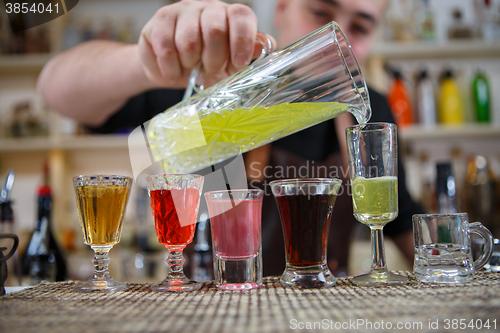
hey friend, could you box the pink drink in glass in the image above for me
[205,189,263,290]
[210,199,262,259]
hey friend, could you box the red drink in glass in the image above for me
[149,188,200,248]
[147,174,204,292]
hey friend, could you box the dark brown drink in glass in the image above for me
[275,194,336,267]
[270,178,342,289]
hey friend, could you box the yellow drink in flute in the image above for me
[351,176,398,225]
[148,102,358,174]
[75,185,131,246]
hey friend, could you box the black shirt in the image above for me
[89,87,422,276]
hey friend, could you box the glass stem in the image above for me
[91,245,113,280]
[370,227,388,272]
[167,248,186,280]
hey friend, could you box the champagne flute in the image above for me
[73,175,132,292]
[147,174,204,292]
[346,123,408,286]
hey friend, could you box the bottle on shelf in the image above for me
[10,13,25,54]
[447,8,474,40]
[478,0,500,42]
[438,69,464,125]
[0,170,22,286]
[118,17,135,44]
[415,68,436,126]
[436,162,460,214]
[63,15,82,50]
[384,0,417,42]
[386,65,414,127]
[415,0,436,41]
[417,151,434,213]
[191,212,213,282]
[472,69,491,123]
[21,164,67,284]
[450,147,467,210]
[466,155,497,237]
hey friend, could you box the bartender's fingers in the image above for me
[175,4,203,72]
[200,4,230,75]
[139,7,182,86]
[226,4,258,74]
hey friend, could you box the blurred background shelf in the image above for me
[400,123,500,141]
[0,54,54,74]
[0,135,129,152]
[369,41,500,59]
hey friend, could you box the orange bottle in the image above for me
[387,69,414,127]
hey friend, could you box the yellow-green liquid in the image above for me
[351,176,398,225]
[148,102,355,173]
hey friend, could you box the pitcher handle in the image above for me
[469,222,494,271]
[0,234,19,262]
[183,31,273,100]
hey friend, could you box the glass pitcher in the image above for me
[132,22,371,176]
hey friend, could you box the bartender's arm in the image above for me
[37,0,272,126]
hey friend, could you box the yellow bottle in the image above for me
[438,69,464,124]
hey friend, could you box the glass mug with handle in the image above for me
[413,213,493,283]
[136,22,371,177]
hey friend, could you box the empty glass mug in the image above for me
[131,22,371,177]
[413,213,494,283]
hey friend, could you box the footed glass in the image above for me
[346,123,409,286]
[147,174,204,292]
[73,175,132,293]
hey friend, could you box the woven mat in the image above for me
[1,272,499,333]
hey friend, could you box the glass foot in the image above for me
[74,278,127,293]
[351,270,409,287]
[151,276,202,292]
[280,264,336,288]
[217,282,260,290]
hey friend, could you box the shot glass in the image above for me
[205,189,263,290]
[270,178,342,288]
[413,213,494,283]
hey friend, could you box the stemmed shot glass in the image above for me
[346,123,408,286]
[73,175,132,292]
[147,174,204,292]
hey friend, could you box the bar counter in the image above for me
[1,272,499,333]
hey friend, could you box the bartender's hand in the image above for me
[139,0,275,88]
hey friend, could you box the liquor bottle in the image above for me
[466,155,497,237]
[21,169,67,283]
[436,162,460,214]
[415,0,436,41]
[191,213,213,282]
[0,170,22,286]
[472,70,491,123]
[447,9,474,39]
[438,69,464,124]
[450,147,467,210]
[387,66,414,127]
[417,151,434,213]
[415,69,436,126]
